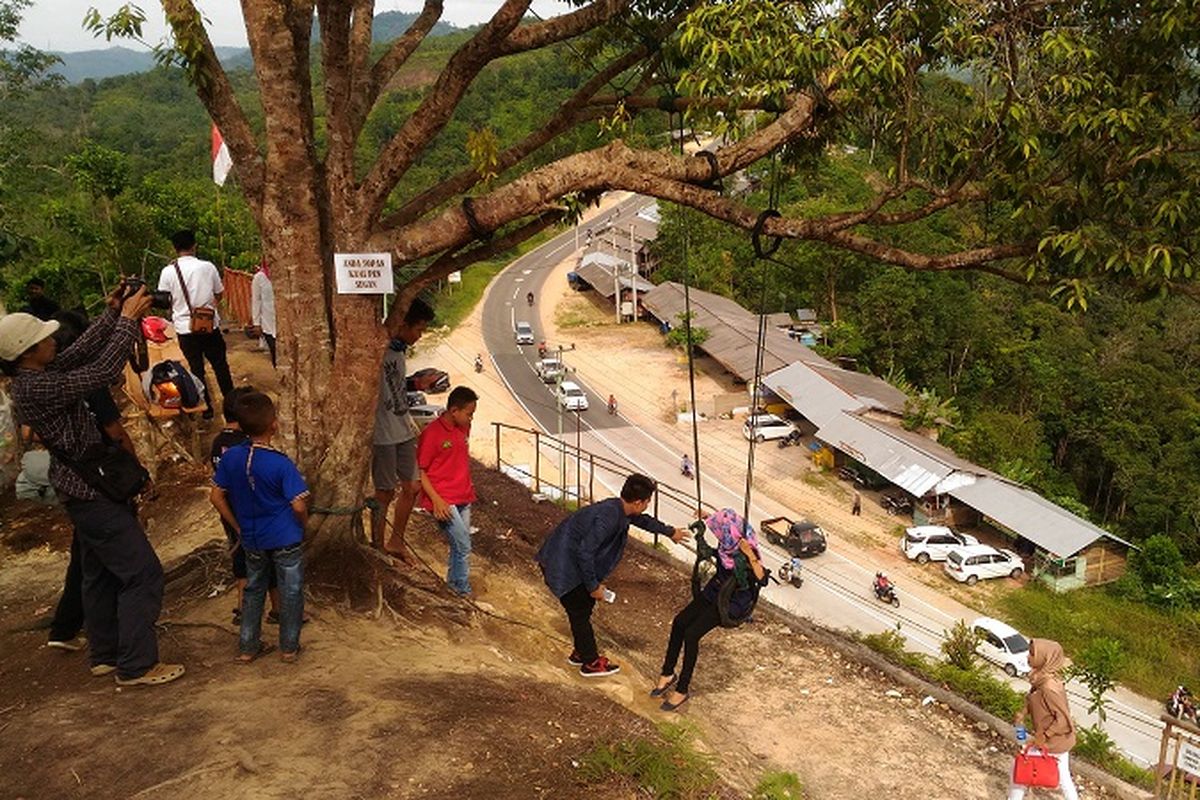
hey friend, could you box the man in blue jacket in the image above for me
[537,473,686,677]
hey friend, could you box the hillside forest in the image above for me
[2,10,1199,572]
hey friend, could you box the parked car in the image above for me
[515,321,535,344]
[742,413,797,442]
[407,367,450,394]
[880,490,913,516]
[761,516,827,557]
[557,380,589,411]
[901,525,979,564]
[944,545,1025,585]
[972,617,1031,677]
[535,358,564,383]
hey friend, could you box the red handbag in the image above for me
[1012,747,1060,788]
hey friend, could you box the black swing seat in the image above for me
[691,529,761,628]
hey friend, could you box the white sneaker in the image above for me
[48,636,87,652]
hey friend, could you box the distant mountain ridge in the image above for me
[48,12,460,84]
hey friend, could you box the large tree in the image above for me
[92,0,1199,545]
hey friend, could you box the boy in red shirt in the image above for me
[417,386,478,596]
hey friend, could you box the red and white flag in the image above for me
[211,124,232,186]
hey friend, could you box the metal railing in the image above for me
[1156,714,1200,798]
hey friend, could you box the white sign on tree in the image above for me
[334,253,394,294]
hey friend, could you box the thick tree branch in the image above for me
[351,0,444,139]
[498,0,632,56]
[819,230,1037,274]
[387,211,564,329]
[317,1,356,196]
[379,41,656,230]
[357,0,530,222]
[161,0,264,214]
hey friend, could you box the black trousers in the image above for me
[48,532,84,642]
[64,497,164,679]
[178,330,234,412]
[660,596,722,694]
[559,583,598,664]
[263,333,276,368]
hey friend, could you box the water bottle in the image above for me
[603,588,617,604]
[1015,724,1027,743]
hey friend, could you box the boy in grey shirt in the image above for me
[371,298,435,561]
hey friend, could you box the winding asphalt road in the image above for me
[479,195,1167,769]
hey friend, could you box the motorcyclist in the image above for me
[680,453,693,478]
[790,555,803,575]
[874,571,892,597]
[473,353,483,373]
[526,291,534,306]
[607,394,618,415]
[537,340,547,359]
[1170,685,1195,719]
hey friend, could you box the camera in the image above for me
[120,277,173,311]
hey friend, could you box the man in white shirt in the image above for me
[158,229,234,419]
[251,262,276,367]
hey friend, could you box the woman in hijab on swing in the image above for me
[653,508,766,712]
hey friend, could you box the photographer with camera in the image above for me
[157,229,233,420]
[0,284,184,687]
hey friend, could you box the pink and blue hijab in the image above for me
[707,508,760,569]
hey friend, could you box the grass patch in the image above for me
[751,771,805,799]
[431,229,558,330]
[555,294,614,329]
[579,721,719,799]
[858,628,1024,720]
[1074,726,1156,790]
[996,581,1200,699]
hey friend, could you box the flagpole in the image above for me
[215,185,226,268]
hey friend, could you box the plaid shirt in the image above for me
[11,309,138,501]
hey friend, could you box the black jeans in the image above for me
[48,532,84,642]
[660,596,722,694]
[263,333,276,368]
[64,497,164,679]
[559,583,598,664]
[178,330,234,412]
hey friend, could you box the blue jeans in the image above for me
[439,505,472,594]
[241,543,304,655]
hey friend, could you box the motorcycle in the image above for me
[873,581,900,607]
[607,397,618,415]
[777,562,803,588]
[1167,686,1197,722]
[681,458,694,479]
[473,355,484,373]
[777,430,803,449]
[527,292,535,307]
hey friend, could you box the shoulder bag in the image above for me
[1012,747,1060,788]
[172,259,216,334]
[49,440,148,503]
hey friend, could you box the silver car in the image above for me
[515,321,535,344]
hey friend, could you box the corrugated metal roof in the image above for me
[641,282,830,381]
[816,412,955,496]
[809,364,909,416]
[949,477,1122,558]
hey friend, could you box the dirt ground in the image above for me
[0,200,1102,799]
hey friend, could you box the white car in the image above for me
[901,525,980,564]
[972,617,1031,677]
[535,358,564,383]
[944,544,1025,585]
[515,321,535,344]
[557,380,589,411]
[742,413,797,442]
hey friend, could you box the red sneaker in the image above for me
[580,656,620,678]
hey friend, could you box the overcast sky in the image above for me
[17,1,567,51]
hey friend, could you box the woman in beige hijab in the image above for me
[1009,638,1078,799]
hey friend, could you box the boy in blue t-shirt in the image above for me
[210,392,309,663]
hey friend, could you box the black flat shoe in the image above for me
[650,674,677,698]
[660,693,689,712]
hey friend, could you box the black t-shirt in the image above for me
[210,428,249,472]
[23,296,60,321]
